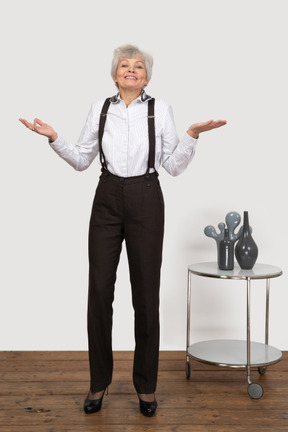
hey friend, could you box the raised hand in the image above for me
[187,119,227,139]
[19,118,58,142]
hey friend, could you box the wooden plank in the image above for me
[1,379,288,397]
[2,358,287,373]
[1,369,287,384]
[0,351,90,361]
[1,407,288,426]
[1,427,288,432]
[1,350,287,362]
[1,393,288,410]
[0,351,186,361]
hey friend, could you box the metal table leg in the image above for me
[258,278,271,376]
[246,277,252,384]
[247,276,264,399]
[265,278,270,345]
[186,269,191,378]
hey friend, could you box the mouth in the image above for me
[124,75,137,80]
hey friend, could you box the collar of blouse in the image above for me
[110,89,152,104]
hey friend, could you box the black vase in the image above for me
[235,211,258,270]
[218,228,234,270]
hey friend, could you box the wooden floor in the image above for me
[1,350,288,432]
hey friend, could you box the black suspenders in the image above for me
[98,97,111,171]
[147,98,156,174]
[98,97,156,175]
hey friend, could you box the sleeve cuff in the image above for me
[181,132,198,151]
[48,134,63,148]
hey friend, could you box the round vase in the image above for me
[235,211,258,270]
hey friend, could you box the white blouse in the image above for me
[49,91,198,177]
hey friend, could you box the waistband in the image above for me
[100,169,159,185]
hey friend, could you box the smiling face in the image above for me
[113,57,149,94]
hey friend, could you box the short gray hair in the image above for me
[111,44,153,83]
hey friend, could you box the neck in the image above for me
[119,88,142,106]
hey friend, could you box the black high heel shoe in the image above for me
[138,394,158,417]
[83,389,107,414]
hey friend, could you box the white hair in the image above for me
[111,44,153,84]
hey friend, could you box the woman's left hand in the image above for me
[187,120,227,139]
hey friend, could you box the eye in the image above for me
[121,64,128,68]
[136,65,143,69]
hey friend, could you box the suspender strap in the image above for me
[147,98,156,174]
[99,96,157,175]
[98,97,111,170]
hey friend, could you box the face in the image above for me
[114,57,148,93]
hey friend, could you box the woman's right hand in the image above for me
[19,118,58,142]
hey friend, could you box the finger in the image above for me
[19,118,28,127]
[19,118,29,127]
[212,120,227,128]
[201,120,214,126]
[19,118,35,130]
[214,120,227,125]
[33,119,41,131]
[34,118,44,127]
[33,118,44,133]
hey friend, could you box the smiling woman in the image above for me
[111,45,153,107]
[19,43,226,419]
[111,44,153,82]
[114,58,148,95]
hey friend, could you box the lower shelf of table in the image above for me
[187,339,282,368]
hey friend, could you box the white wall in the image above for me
[1,0,287,351]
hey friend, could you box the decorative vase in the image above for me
[235,211,258,270]
[218,228,234,270]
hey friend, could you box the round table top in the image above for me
[188,339,282,367]
[188,262,283,280]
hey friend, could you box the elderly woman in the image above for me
[20,44,226,417]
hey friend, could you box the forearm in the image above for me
[48,103,100,171]
[162,133,198,176]
[49,135,97,171]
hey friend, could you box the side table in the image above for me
[186,262,283,399]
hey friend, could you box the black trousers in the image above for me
[87,170,165,394]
